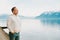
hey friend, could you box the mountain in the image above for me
[0,14,9,19]
[35,11,60,19]
[0,14,25,20]
[0,14,34,20]
[35,11,60,24]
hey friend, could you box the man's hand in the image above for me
[14,28,20,32]
[11,31,15,34]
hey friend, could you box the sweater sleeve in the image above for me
[7,16,14,33]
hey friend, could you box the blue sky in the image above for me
[0,0,60,17]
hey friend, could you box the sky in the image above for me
[0,0,60,17]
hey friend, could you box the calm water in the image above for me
[0,19,60,40]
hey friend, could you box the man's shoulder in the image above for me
[8,14,13,18]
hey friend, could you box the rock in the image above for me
[0,27,9,40]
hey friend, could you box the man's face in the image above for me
[13,8,18,15]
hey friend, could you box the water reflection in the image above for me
[21,19,60,40]
[40,19,60,25]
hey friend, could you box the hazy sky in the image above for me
[0,0,60,17]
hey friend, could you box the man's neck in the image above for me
[13,14,18,16]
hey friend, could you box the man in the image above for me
[7,7,21,40]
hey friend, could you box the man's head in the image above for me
[11,7,18,15]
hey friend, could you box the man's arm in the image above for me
[7,16,15,34]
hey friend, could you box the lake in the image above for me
[0,19,60,40]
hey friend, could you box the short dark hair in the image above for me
[11,7,16,12]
